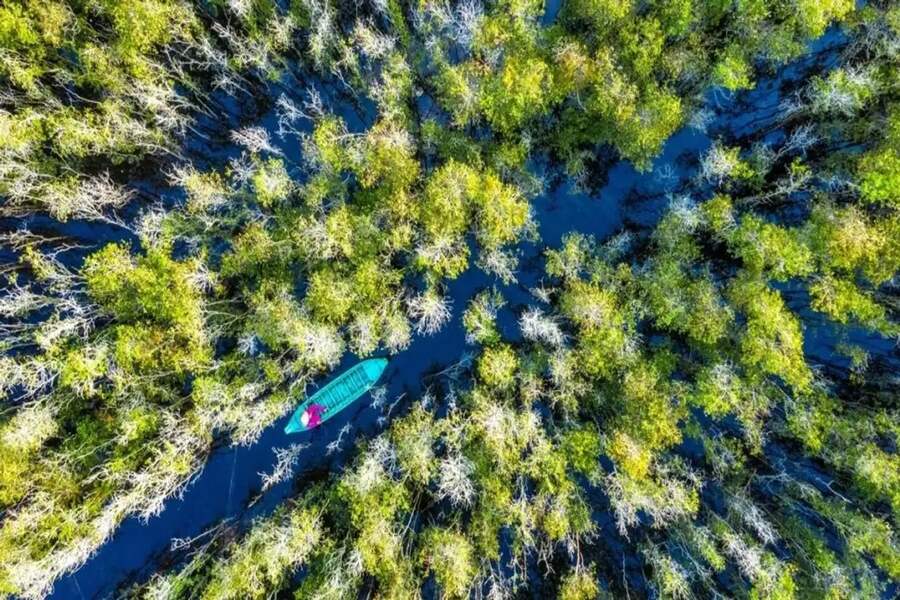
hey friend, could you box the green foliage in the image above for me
[620,85,685,170]
[0,0,204,221]
[84,245,200,332]
[0,444,31,506]
[651,0,694,38]
[727,215,814,281]
[305,268,356,324]
[729,275,812,392]
[58,345,109,397]
[712,45,755,90]
[804,203,900,285]
[794,0,854,38]
[641,257,733,346]
[476,344,518,389]
[559,279,631,377]
[420,161,530,253]
[560,426,601,479]
[858,148,900,207]
[390,405,437,485]
[252,158,292,207]
[563,0,633,27]
[558,566,603,600]
[418,527,476,599]
[809,275,892,332]
[83,244,209,376]
[463,289,504,345]
[480,54,554,134]
[167,506,322,600]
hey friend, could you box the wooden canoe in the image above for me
[284,358,388,434]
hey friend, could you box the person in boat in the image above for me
[300,403,327,429]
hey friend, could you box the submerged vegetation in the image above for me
[0,0,898,598]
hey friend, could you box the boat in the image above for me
[284,357,389,434]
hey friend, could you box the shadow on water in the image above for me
[40,24,899,600]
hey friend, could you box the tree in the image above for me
[480,53,554,134]
[418,528,477,599]
[476,344,518,389]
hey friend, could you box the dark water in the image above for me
[32,25,898,600]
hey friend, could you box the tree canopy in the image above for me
[1,0,898,599]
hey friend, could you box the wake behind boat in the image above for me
[284,358,389,434]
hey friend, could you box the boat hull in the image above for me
[284,358,389,434]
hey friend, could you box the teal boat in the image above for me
[285,358,388,434]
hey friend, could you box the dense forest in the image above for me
[0,0,898,598]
